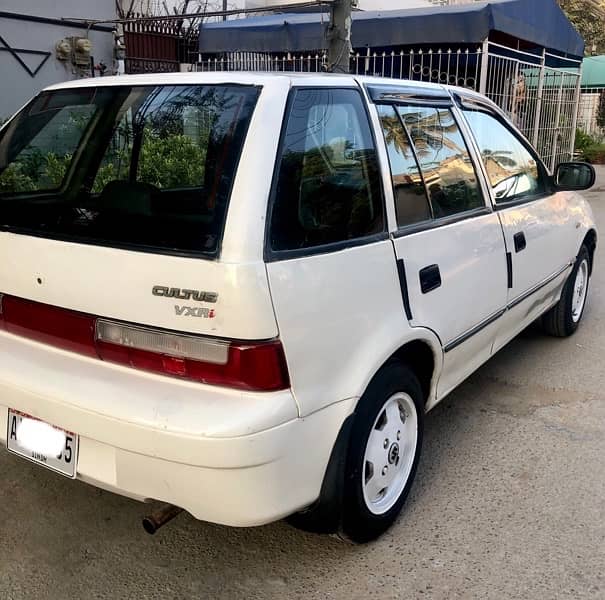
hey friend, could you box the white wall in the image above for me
[0,2,115,119]
[1,0,115,21]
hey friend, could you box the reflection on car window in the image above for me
[0,85,260,255]
[270,88,384,252]
[0,92,98,193]
[396,106,482,219]
[377,105,431,227]
[463,110,544,203]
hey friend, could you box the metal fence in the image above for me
[480,43,582,170]
[577,87,605,140]
[123,17,197,75]
[196,41,582,167]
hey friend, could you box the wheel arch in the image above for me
[583,229,597,275]
[389,339,439,407]
[288,333,442,535]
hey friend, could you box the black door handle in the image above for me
[419,264,441,294]
[514,232,526,252]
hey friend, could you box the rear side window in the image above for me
[0,84,260,255]
[396,106,482,219]
[463,109,545,203]
[269,88,384,253]
[377,105,431,227]
[377,103,483,227]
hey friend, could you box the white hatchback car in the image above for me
[0,73,597,542]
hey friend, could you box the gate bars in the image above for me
[196,41,582,167]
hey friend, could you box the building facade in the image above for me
[0,1,116,120]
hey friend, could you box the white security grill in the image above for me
[196,41,582,165]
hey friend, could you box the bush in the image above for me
[597,90,605,130]
[0,150,72,193]
[0,163,35,193]
[582,143,605,164]
[1,130,206,194]
[137,132,205,189]
[575,129,597,153]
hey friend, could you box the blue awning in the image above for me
[199,0,584,59]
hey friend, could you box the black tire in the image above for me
[288,361,424,543]
[340,361,424,543]
[542,245,591,337]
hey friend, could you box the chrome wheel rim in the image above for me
[362,392,418,515]
[571,259,589,323]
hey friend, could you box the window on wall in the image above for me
[269,88,384,253]
[463,109,545,203]
[396,105,483,219]
[377,104,432,227]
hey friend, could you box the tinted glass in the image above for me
[397,106,482,218]
[463,109,545,203]
[270,88,384,252]
[0,91,99,193]
[377,105,431,227]
[0,85,260,255]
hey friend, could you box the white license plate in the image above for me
[7,409,78,478]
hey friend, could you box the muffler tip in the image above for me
[142,516,159,535]
[142,503,183,535]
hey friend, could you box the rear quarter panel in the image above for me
[266,241,443,417]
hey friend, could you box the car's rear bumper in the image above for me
[0,331,354,526]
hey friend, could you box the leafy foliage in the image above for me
[138,131,205,189]
[0,150,72,193]
[597,90,605,129]
[0,130,206,195]
[575,129,597,153]
[44,153,72,187]
[0,163,36,193]
[558,0,605,55]
[582,143,605,163]
[575,129,605,163]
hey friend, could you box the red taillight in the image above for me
[0,294,290,392]
[0,295,97,357]
[95,338,289,391]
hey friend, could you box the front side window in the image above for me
[0,84,260,255]
[396,106,483,219]
[269,88,384,252]
[463,109,545,203]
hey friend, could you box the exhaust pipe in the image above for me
[142,503,183,535]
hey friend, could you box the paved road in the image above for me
[1,170,604,600]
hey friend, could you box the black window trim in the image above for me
[366,84,453,107]
[391,205,492,239]
[264,85,388,263]
[454,93,554,209]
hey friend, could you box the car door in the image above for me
[460,105,578,351]
[371,89,508,398]
[264,86,407,417]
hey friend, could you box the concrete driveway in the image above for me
[1,170,604,600]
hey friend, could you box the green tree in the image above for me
[558,0,605,55]
[597,90,605,129]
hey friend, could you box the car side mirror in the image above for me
[553,162,595,191]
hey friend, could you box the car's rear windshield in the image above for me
[0,84,260,256]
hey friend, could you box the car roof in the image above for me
[44,71,499,112]
[45,71,447,92]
